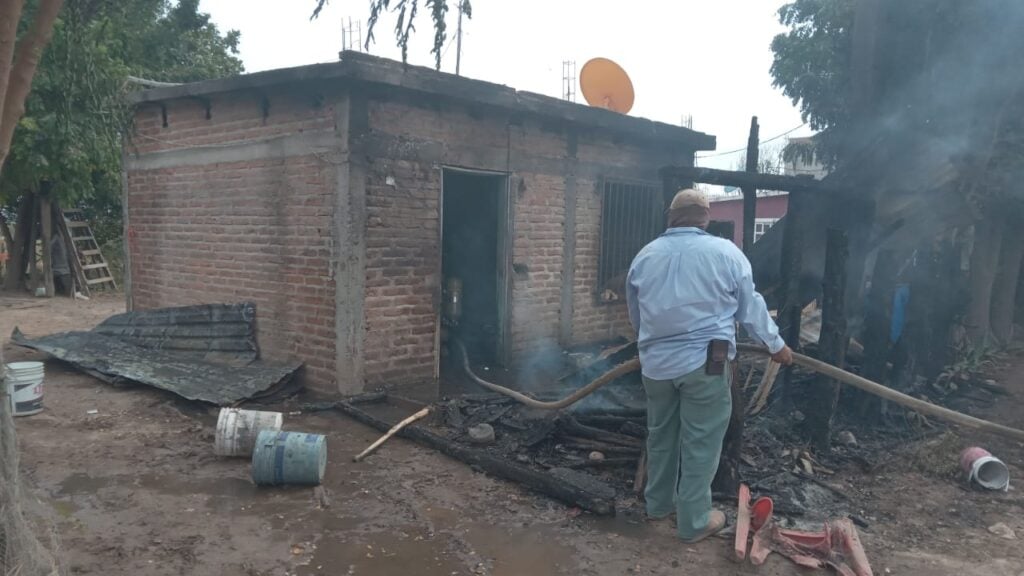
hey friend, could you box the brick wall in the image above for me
[127,91,339,392]
[362,158,440,386]
[362,97,689,385]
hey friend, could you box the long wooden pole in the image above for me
[352,407,430,462]
[458,342,1024,443]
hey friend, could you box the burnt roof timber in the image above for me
[659,165,845,194]
[129,51,715,151]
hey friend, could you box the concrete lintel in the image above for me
[125,131,338,171]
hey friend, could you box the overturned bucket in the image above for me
[215,408,283,457]
[251,430,327,486]
[960,446,1010,491]
[5,361,44,417]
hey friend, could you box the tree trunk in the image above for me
[39,195,53,297]
[0,0,64,169]
[3,192,32,291]
[0,1,25,119]
[806,229,848,452]
[967,219,1004,345]
[990,219,1024,346]
[26,193,40,290]
[0,210,13,249]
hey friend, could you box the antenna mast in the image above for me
[562,60,577,102]
[342,17,363,52]
[455,1,464,75]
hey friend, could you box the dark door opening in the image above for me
[440,169,508,369]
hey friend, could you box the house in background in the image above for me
[708,135,828,250]
[708,189,789,250]
[783,136,828,179]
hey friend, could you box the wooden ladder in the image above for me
[60,209,116,295]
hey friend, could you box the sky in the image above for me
[199,0,812,170]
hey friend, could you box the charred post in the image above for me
[332,401,617,515]
[805,228,848,452]
[742,116,760,254]
[778,190,806,402]
[860,249,898,416]
[712,360,744,495]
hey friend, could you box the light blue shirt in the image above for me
[626,227,786,380]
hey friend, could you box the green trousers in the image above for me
[643,363,731,540]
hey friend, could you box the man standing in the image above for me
[626,189,793,543]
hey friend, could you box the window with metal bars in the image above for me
[597,179,663,302]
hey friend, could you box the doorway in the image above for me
[440,168,509,369]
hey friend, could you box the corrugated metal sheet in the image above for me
[12,303,301,405]
[93,303,260,365]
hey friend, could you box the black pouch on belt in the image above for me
[706,340,729,375]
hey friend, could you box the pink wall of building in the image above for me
[709,193,789,249]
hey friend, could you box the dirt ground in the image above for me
[2,294,1024,576]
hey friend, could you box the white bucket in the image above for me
[5,361,44,417]
[215,408,283,457]
[970,455,1011,491]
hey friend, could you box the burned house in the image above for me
[124,52,715,395]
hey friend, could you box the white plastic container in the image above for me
[215,408,283,457]
[5,361,44,417]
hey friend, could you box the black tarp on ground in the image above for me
[12,303,301,405]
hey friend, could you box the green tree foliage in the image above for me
[1,0,242,214]
[769,0,853,167]
[312,0,469,69]
[770,0,1024,172]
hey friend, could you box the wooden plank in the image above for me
[82,263,110,271]
[659,165,838,194]
[66,221,89,228]
[86,277,116,286]
[80,249,100,256]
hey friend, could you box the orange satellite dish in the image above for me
[579,57,635,114]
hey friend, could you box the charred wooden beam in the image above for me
[805,229,848,451]
[742,116,760,253]
[333,401,617,515]
[859,250,898,417]
[659,166,840,195]
[559,417,643,448]
[712,360,744,495]
[779,190,807,402]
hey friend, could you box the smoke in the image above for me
[751,1,1024,309]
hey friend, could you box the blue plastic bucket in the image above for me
[251,430,327,486]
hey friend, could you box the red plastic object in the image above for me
[734,484,752,560]
[750,518,873,576]
[750,497,773,531]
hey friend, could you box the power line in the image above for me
[695,122,807,159]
